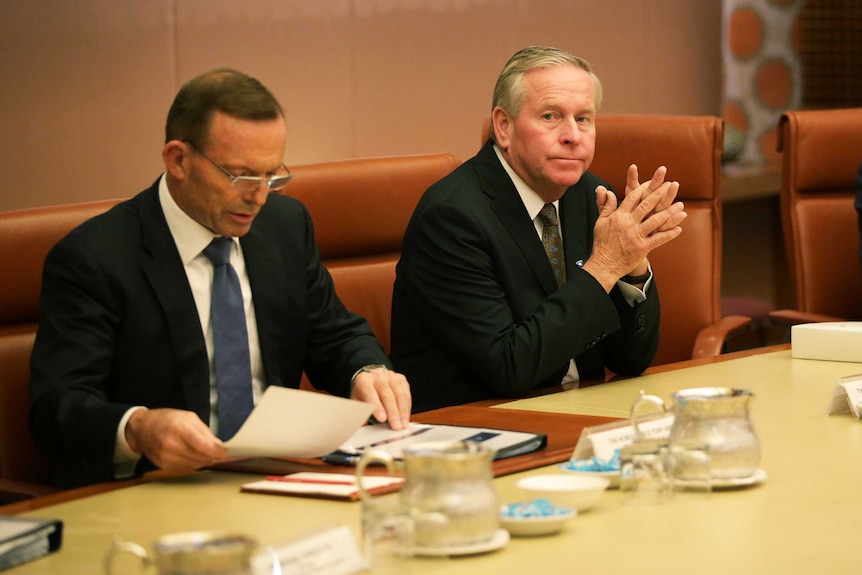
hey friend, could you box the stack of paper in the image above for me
[241,472,404,501]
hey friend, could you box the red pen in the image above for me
[265,475,356,486]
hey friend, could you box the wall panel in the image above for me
[0,0,721,210]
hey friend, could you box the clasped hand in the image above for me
[582,164,687,292]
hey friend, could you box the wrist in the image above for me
[350,364,389,391]
[124,407,148,454]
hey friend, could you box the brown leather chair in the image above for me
[0,199,121,502]
[284,153,461,354]
[481,114,750,366]
[769,108,862,327]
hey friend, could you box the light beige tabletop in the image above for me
[10,349,862,574]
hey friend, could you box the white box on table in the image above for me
[791,322,862,363]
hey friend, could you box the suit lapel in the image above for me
[477,143,561,295]
[135,186,211,421]
[240,216,287,390]
[559,180,594,273]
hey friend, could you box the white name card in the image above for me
[826,373,862,418]
[572,415,675,461]
[252,525,366,575]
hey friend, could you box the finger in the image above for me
[160,429,225,470]
[625,164,640,195]
[137,410,226,470]
[651,179,680,214]
[390,374,412,429]
[595,186,618,215]
[372,376,411,431]
[655,206,687,232]
[635,180,677,220]
[595,186,609,210]
[646,166,668,194]
[181,423,227,459]
[375,372,411,430]
[643,202,686,234]
[653,224,684,244]
[352,374,395,427]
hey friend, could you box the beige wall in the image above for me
[0,0,722,211]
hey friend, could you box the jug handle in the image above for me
[104,535,152,575]
[630,389,666,441]
[355,449,396,501]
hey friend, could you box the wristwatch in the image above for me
[357,364,388,374]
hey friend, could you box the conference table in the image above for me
[5,345,862,574]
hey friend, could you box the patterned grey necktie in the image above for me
[538,203,566,288]
[203,237,254,441]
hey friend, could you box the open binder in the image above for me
[327,420,547,461]
[219,404,620,483]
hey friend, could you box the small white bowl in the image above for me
[499,502,576,537]
[558,466,620,489]
[517,474,610,512]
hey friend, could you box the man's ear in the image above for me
[491,106,512,150]
[162,140,191,181]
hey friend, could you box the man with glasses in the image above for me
[29,69,411,488]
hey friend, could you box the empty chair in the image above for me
[769,108,862,328]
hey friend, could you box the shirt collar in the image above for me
[492,144,559,220]
[158,174,235,263]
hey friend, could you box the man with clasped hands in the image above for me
[29,69,411,488]
[391,46,687,412]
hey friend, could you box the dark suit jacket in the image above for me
[391,141,660,412]
[856,163,862,270]
[29,180,388,488]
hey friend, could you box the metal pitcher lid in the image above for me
[672,387,754,402]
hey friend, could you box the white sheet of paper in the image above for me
[225,387,374,458]
[250,525,366,575]
[825,373,862,417]
[337,422,434,454]
[573,415,675,461]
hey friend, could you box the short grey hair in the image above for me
[490,46,602,143]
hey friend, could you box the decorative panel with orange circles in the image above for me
[722,0,802,166]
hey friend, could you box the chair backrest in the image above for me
[481,114,725,365]
[0,199,121,489]
[0,329,51,485]
[591,115,724,365]
[777,108,862,319]
[283,153,462,353]
[0,199,123,327]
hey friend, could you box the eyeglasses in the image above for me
[184,140,293,193]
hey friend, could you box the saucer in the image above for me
[675,468,767,490]
[710,468,767,489]
[500,505,576,537]
[411,529,510,557]
[559,467,620,489]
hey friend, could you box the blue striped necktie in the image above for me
[203,237,254,441]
